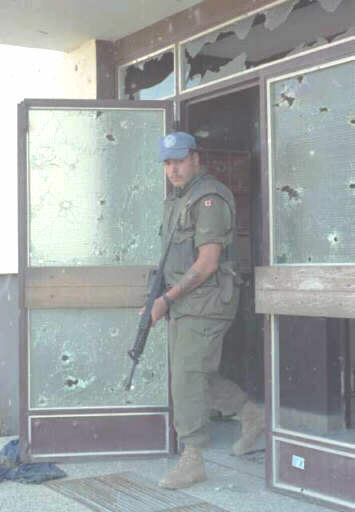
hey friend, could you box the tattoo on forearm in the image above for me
[177,268,203,294]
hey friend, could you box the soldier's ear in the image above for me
[191,150,200,167]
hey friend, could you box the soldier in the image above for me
[150,132,264,489]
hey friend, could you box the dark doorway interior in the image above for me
[185,86,264,407]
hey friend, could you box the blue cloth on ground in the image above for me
[0,439,66,484]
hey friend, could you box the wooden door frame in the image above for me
[18,99,175,462]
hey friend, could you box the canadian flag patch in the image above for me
[203,199,214,207]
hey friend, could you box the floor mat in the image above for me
[46,471,228,512]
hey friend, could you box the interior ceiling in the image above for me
[0,0,202,52]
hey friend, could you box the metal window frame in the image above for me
[178,0,355,95]
[272,436,355,510]
[28,412,170,458]
[271,315,355,451]
[258,42,355,510]
[266,55,355,267]
[18,98,175,461]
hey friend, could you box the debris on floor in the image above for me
[0,439,66,484]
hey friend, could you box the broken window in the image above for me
[30,309,168,408]
[269,59,355,264]
[181,0,354,91]
[29,108,164,266]
[119,47,175,100]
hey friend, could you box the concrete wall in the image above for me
[0,276,19,435]
[0,39,97,435]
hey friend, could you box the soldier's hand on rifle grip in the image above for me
[138,297,167,325]
[150,296,168,326]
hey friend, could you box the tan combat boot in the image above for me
[232,401,264,456]
[159,445,207,489]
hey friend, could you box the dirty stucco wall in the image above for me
[0,277,19,435]
[0,39,97,436]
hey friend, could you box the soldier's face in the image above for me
[164,152,200,188]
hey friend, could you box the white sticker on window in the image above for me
[292,454,305,470]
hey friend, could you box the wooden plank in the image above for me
[26,285,147,309]
[255,290,355,318]
[255,266,355,318]
[256,266,355,291]
[26,266,154,287]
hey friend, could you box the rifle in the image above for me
[125,227,176,391]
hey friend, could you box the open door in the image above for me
[256,45,355,509]
[18,99,173,462]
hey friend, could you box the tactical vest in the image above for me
[160,172,241,320]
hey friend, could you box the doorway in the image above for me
[183,86,265,456]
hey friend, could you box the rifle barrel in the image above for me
[125,360,138,391]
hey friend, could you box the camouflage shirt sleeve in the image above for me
[193,194,233,249]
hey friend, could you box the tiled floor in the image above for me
[0,423,329,512]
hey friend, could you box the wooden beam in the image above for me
[96,40,117,99]
[255,266,355,318]
[25,266,154,308]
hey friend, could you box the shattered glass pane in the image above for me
[119,49,175,100]
[264,0,298,31]
[29,109,164,266]
[181,0,353,91]
[30,309,168,408]
[277,315,355,446]
[270,60,355,264]
[318,0,343,13]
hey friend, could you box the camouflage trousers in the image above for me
[168,315,247,448]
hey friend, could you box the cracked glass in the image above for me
[181,0,354,91]
[30,309,168,408]
[29,108,164,266]
[119,48,175,100]
[269,59,355,264]
[28,106,168,410]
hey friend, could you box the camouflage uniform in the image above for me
[161,170,247,448]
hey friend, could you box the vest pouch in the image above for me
[218,262,241,304]
[170,228,195,274]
